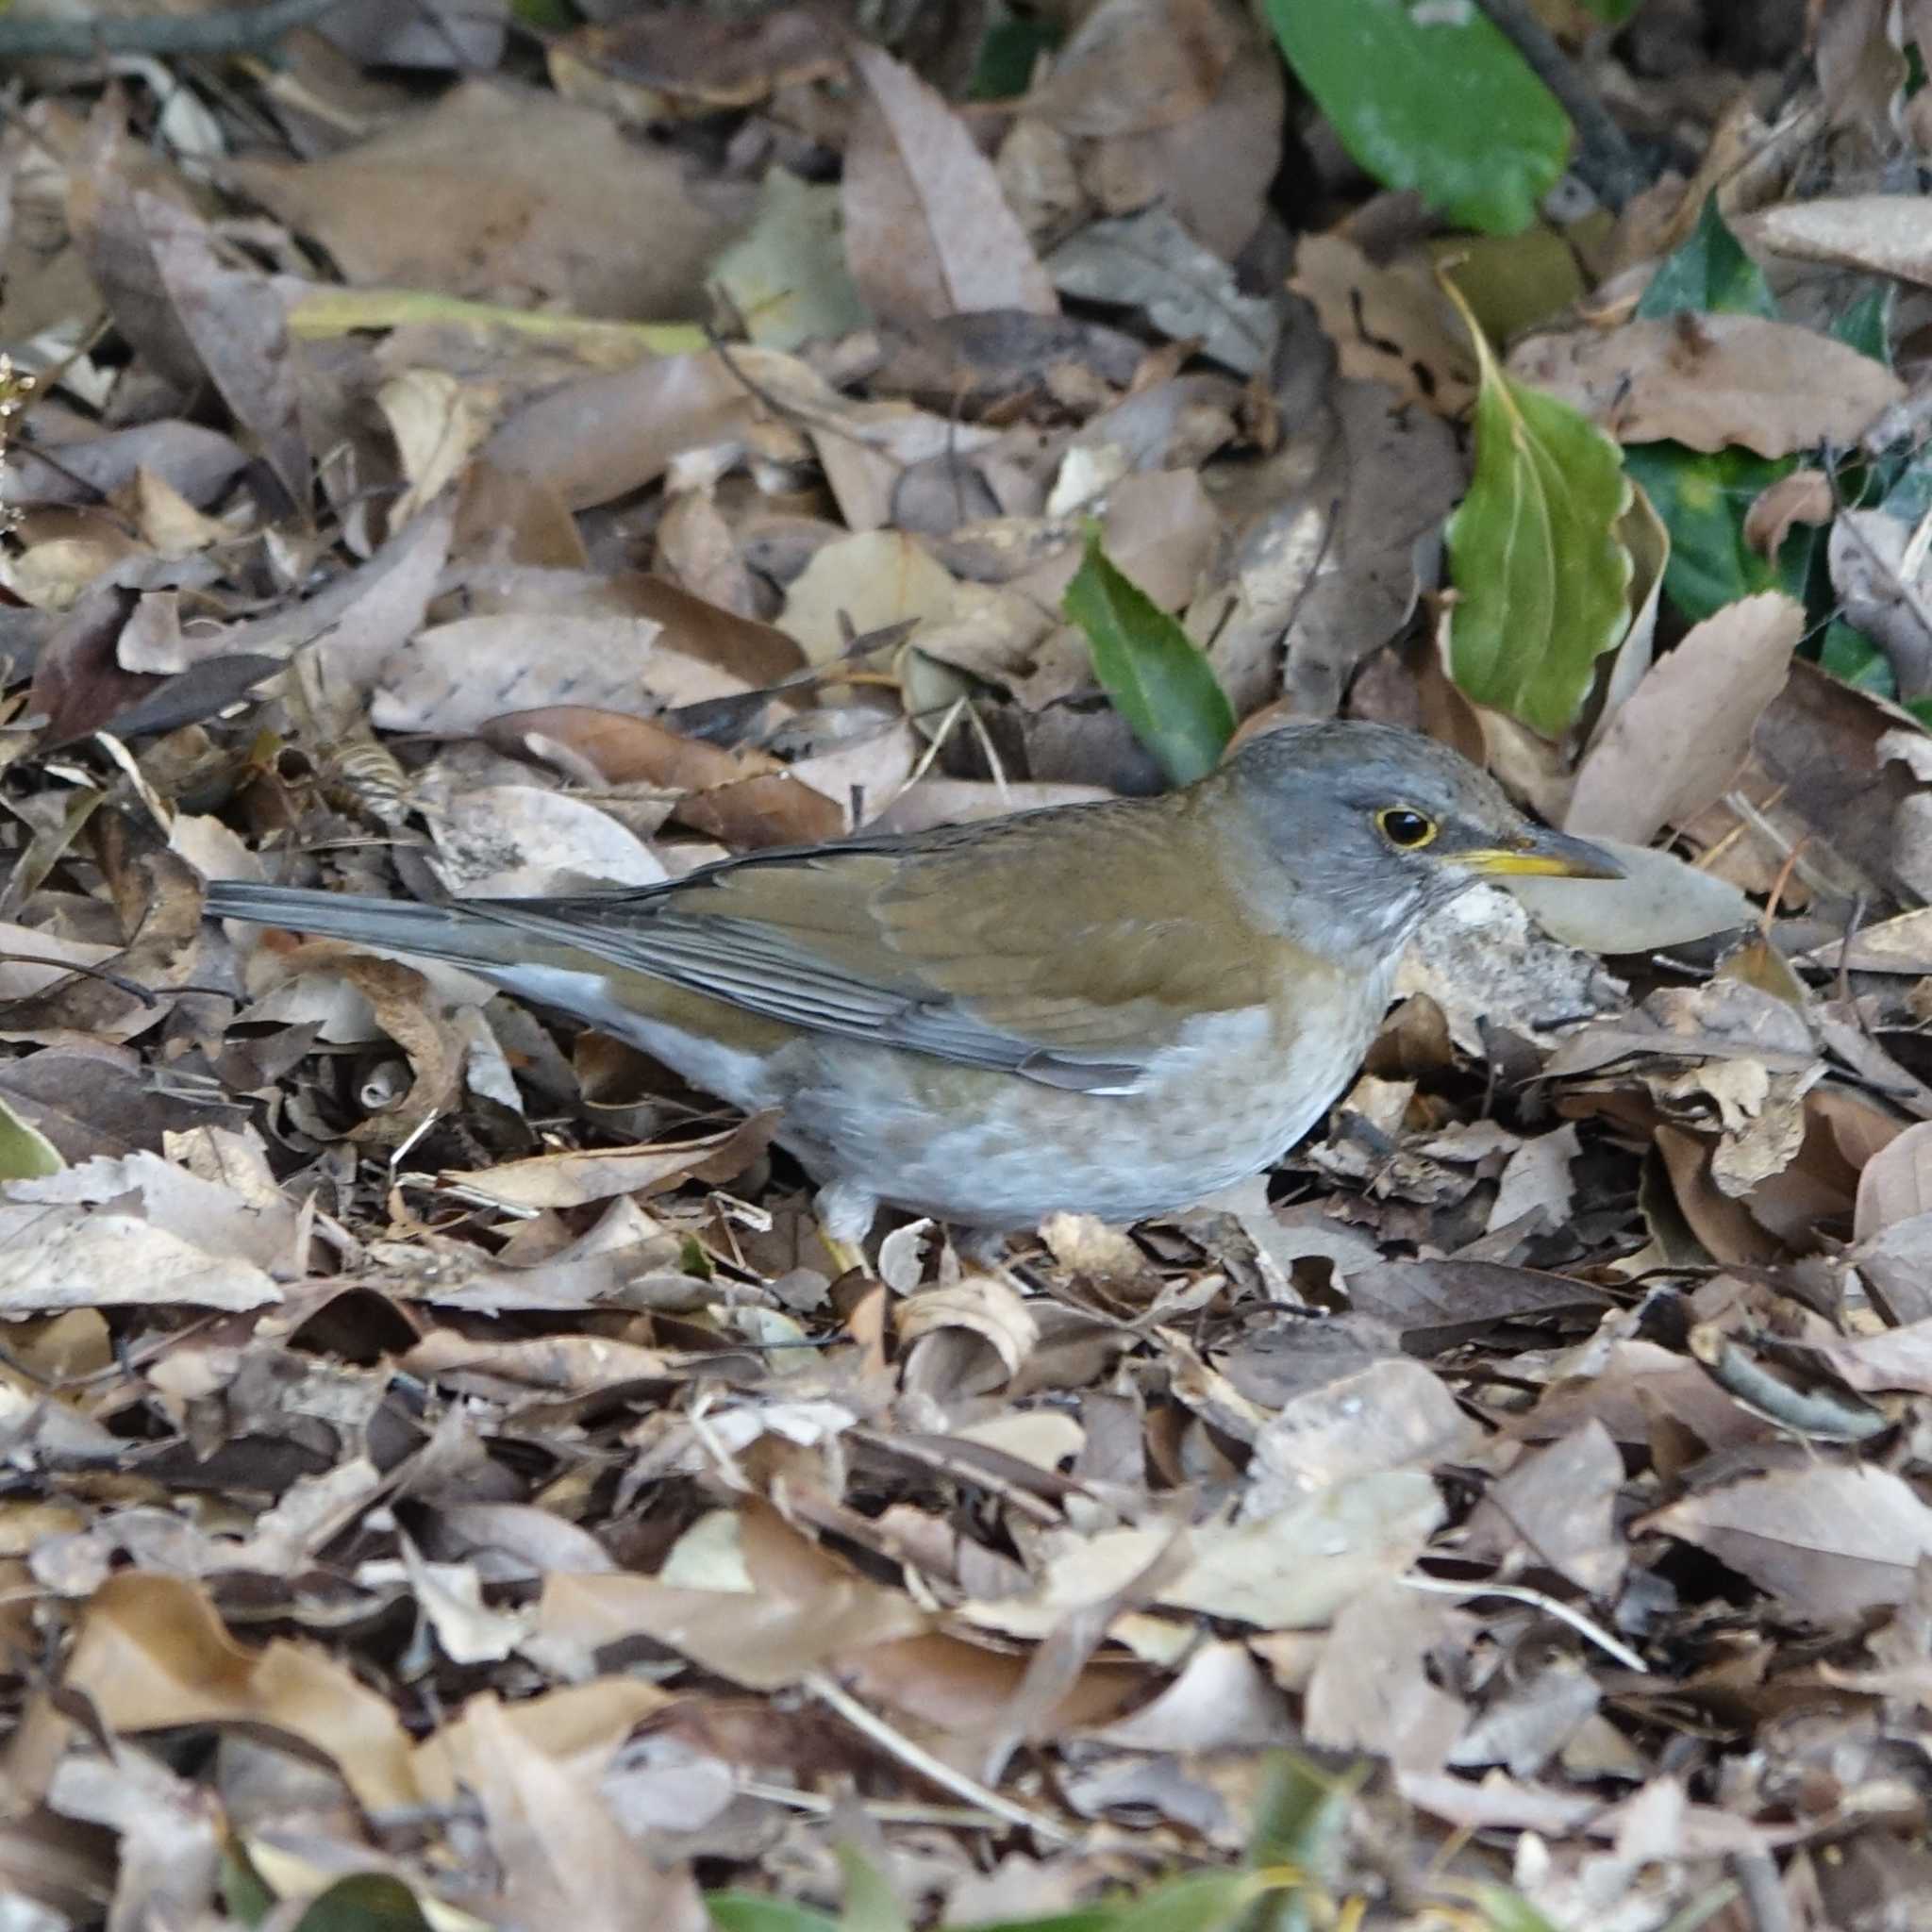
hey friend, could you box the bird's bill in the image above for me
[1457,827,1624,880]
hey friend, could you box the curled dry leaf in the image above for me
[63,1574,419,1812]
[897,1276,1041,1385]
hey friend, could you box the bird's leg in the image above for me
[814,1179,878,1277]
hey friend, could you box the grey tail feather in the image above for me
[203,880,535,972]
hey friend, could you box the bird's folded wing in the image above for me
[480,808,1277,1094]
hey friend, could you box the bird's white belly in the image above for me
[787,969,1392,1231]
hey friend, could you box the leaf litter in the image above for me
[5,7,1932,1931]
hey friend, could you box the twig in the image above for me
[1400,1572,1650,1674]
[0,0,350,60]
[804,1670,1083,1845]
[1470,0,1651,210]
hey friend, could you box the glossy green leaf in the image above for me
[710,1895,842,1932]
[1260,0,1571,235]
[1443,290,1633,737]
[0,1094,60,1182]
[1621,444,1812,623]
[1063,531,1235,786]
[1636,196,1775,321]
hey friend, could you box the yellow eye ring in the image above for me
[1376,807,1438,851]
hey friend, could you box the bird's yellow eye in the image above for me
[1376,807,1438,850]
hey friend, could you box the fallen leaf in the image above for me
[842,43,1057,324]
[1567,591,1802,844]
[1507,314,1906,458]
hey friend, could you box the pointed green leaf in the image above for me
[1443,285,1633,737]
[1063,532,1235,786]
[1261,0,1572,235]
[1636,196,1775,321]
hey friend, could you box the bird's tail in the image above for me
[204,879,535,973]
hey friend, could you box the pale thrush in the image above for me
[205,720,1619,1241]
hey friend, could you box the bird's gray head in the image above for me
[1217,720,1621,953]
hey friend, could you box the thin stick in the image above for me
[0,0,351,58]
[1470,0,1650,210]
[1400,1572,1650,1674]
[804,1671,1082,1845]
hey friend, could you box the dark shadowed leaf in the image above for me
[1636,196,1776,322]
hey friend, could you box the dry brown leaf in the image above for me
[228,80,741,322]
[1304,1582,1469,1774]
[1567,591,1802,845]
[462,1693,706,1932]
[842,43,1058,325]
[1289,235,1477,418]
[445,1119,774,1211]
[63,1574,419,1812]
[68,159,308,503]
[425,784,666,896]
[1507,315,1905,458]
[1646,1464,1932,1621]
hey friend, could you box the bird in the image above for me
[204,720,1620,1247]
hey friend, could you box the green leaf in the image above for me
[0,1094,60,1182]
[1467,1887,1566,1932]
[287,1876,436,1932]
[1242,1754,1361,1932]
[1621,444,1812,623]
[1819,618,1895,695]
[1636,196,1775,321]
[1062,532,1235,785]
[710,170,870,353]
[972,10,1064,98]
[710,1895,842,1932]
[1261,0,1571,235]
[956,1916,1120,1932]
[1442,282,1633,737]
[1834,286,1892,364]
[835,1845,911,1932]
[1110,1872,1260,1932]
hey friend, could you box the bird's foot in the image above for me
[814,1180,878,1278]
